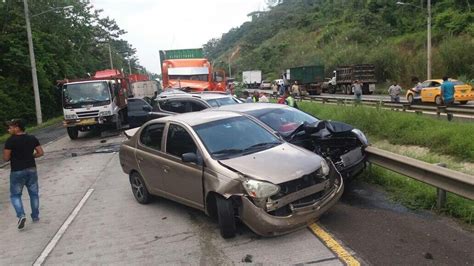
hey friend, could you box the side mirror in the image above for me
[142,105,152,112]
[181,152,197,163]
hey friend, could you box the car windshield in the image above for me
[247,108,319,137]
[63,81,111,107]
[193,116,281,160]
[206,97,238,107]
[169,74,208,81]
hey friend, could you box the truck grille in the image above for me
[76,110,99,118]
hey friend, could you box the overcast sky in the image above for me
[90,0,267,74]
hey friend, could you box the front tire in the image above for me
[67,127,79,140]
[216,196,236,239]
[130,172,151,204]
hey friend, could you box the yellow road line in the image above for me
[309,223,360,266]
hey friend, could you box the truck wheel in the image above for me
[216,196,236,239]
[435,96,443,105]
[67,127,79,140]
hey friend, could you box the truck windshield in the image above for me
[63,81,111,108]
[169,74,208,81]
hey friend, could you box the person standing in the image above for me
[3,119,44,230]
[278,83,285,96]
[243,91,253,103]
[388,82,403,102]
[259,93,269,103]
[352,80,363,103]
[271,82,278,97]
[291,81,301,97]
[284,90,297,108]
[252,91,260,102]
[440,76,455,106]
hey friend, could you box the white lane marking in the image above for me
[33,188,94,266]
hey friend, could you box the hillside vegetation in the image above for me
[204,0,473,86]
[0,0,143,133]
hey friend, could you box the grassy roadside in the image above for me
[299,101,474,162]
[0,116,63,144]
[299,102,474,224]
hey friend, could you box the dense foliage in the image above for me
[204,0,473,85]
[0,0,143,132]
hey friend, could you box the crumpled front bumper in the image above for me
[238,173,344,237]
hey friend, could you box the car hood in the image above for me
[218,143,322,184]
[327,121,353,133]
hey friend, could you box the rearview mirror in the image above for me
[181,152,197,163]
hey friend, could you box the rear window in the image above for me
[205,97,237,107]
[140,123,165,150]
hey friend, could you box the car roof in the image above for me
[152,110,242,127]
[157,92,233,101]
[216,103,287,113]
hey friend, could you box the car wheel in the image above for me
[435,95,443,105]
[407,94,414,104]
[216,196,236,239]
[67,127,79,140]
[130,172,151,204]
[460,101,468,105]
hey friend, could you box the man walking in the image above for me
[440,76,455,106]
[388,82,403,102]
[352,80,363,104]
[3,119,43,230]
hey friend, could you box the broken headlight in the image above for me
[352,128,369,146]
[319,159,330,176]
[242,178,280,199]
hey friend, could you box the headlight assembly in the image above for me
[320,159,330,176]
[242,178,280,199]
[99,111,112,117]
[64,114,78,120]
[352,128,369,146]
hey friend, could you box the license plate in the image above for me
[340,148,363,167]
[77,118,96,125]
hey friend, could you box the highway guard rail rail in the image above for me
[301,95,474,119]
[365,146,474,206]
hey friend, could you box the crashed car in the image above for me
[217,103,368,179]
[119,111,343,238]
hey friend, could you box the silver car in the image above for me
[119,110,343,238]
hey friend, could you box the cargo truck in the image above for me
[159,48,226,92]
[242,70,262,89]
[59,69,130,140]
[284,65,325,95]
[324,64,376,94]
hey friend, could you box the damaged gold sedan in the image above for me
[119,110,343,238]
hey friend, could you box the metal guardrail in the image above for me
[302,95,474,118]
[365,146,474,202]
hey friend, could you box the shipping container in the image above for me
[242,70,262,88]
[160,49,204,60]
[285,65,325,95]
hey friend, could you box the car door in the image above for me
[128,98,153,127]
[160,123,204,209]
[136,123,167,194]
[420,81,433,102]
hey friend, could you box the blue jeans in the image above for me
[10,168,39,219]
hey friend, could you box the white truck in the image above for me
[60,69,130,140]
[242,70,262,89]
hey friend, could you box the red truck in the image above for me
[159,48,226,92]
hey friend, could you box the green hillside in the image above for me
[204,0,473,87]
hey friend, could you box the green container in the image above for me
[288,65,324,84]
[160,49,204,60]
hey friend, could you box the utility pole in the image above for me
[23,0,42,124]
[427,0,432,79]
[108,43,114,69]
[128,58,132,74]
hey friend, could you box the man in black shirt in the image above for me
[3,119,44,230]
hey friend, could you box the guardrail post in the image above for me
[337,99,343,105]
[436,163,447,209]
[322,98,327,104]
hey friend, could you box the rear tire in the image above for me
[67,127,79,140]
[216,196,236,239]
[435,95,443,105]
[407,94,414,104]
[460,101,468,105]
[130,172,151,204]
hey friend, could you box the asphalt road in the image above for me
[0,128,472,264]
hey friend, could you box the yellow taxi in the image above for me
[406,79,474,105]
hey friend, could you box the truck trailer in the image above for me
[242,70,262,89]
[284,65,325,95]
[324,64,376,94]
[159,48,226,92]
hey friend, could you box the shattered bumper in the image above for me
[238,173,344,237]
